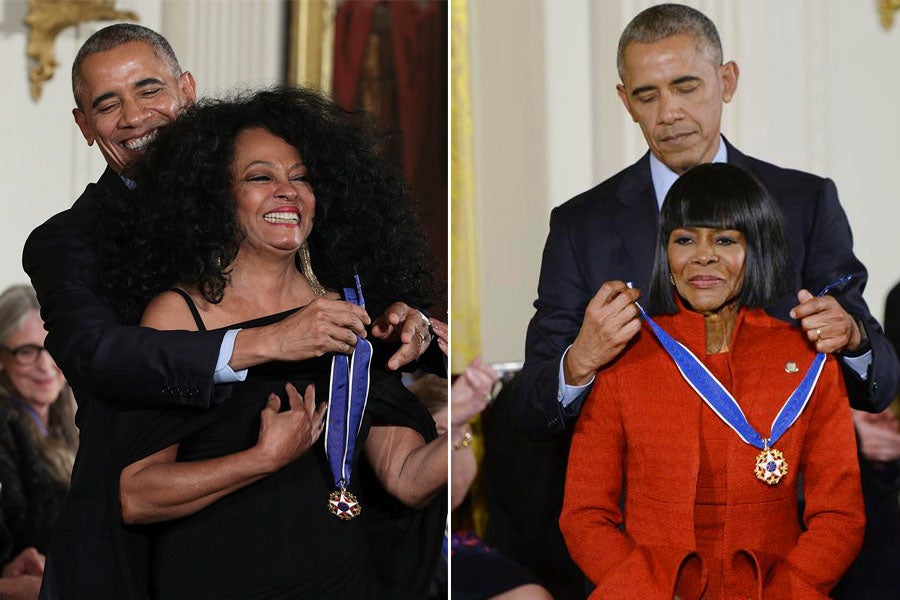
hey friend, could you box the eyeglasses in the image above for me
[1,344,49,366]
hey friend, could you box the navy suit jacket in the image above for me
[23,167,226,599]
[517,139,899,441]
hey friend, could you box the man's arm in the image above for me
[793,178,900,411]
[517,208,591,440]
[26,203,436,410]
[226,297,439,372]
[24,214,227,409]
[517,208,640,441]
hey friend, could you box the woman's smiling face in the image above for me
[0,310,66,410]
[231,127,316,256]
[667,226,746,315]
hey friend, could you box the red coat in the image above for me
[561,308,865,599]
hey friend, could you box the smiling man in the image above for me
[72,39,195,175]
[508,3,899,598]
[23,24,438,600]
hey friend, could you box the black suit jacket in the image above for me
[517,140,899,441]
[23,167,227,599]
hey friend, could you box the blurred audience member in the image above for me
[438,316,550,599]
[0,286,77,600]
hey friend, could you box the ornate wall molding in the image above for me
[879,0,900,30]
[25,0,138,101]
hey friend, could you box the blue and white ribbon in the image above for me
[635,302,825,449]
[325,275,372,490]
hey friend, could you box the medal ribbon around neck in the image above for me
[324,275,371,519]
[633,300,825,484]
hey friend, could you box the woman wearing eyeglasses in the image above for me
[0,285,77,600]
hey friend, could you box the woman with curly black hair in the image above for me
[92,87,446,600]
[91,86,436,325]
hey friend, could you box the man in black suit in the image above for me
[499,4,900,597]
[520,2,897,441]
[24,24,437,599]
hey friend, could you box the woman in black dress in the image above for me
[89,87,446,599]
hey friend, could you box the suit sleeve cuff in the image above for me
[558,345,593,410]
[214,329,248,384]
[839,349,871,381]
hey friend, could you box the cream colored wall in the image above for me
[0,0,284,292]
[470,0,900,364]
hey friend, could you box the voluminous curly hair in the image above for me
[88,86,437,323]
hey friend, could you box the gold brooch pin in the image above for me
[785,362,799,373]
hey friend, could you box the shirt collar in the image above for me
[649,135,728,209]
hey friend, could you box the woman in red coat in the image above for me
[560,163,865,600]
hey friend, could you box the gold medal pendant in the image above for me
[754,446,788,485]
[328,488,361,521]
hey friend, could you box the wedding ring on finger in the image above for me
[815,328,822,341]
[417,331,426,345]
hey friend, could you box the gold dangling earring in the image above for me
[299,242,326,298]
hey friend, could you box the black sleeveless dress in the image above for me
[106,299,442,599]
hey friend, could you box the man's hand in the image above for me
[853,408,900,463]
[430,318,448,356]
[371,302,433,370]
[0,574,42,600]
[254,383,327,473]
[790,289,862,353]
[232,298,370,370]
[1,548,44,578]
[564,281,642,386]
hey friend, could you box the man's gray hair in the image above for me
[72,23,182,108]
[617,3,723,80]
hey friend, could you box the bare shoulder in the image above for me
[141,289,201,331]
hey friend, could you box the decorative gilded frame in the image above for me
[24,0,139,101]
[287,0,337,94]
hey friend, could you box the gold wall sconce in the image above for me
[25,0,139,101]
[879,0,900,30]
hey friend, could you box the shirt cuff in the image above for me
[558,345,594,409]
[214,329,248,384]
[840,349,871,381]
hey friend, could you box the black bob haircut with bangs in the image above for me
[649,162,791,315]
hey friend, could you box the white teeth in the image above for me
[124,130,158,151]
[263,212,300,224]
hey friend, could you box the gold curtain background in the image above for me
[450,0,480,372]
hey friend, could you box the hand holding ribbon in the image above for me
[565,280,642,386]
[790,274,863,353]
